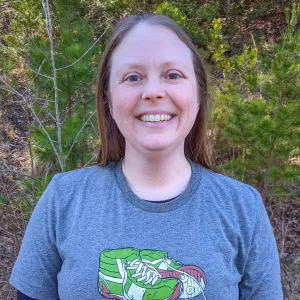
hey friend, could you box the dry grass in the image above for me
[267,198,300,300]
[0,107,29,299]
[0,204,25,299]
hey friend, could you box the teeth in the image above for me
[139,114,173,122]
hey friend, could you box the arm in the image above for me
[239,191,283,299]
[17,291,37,300]
[17,291,60,300]
[10,176,62,299]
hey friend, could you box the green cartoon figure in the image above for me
[98,248,207,300]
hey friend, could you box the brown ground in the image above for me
[0,106,28,299]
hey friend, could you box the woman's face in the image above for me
[109,23,199,156]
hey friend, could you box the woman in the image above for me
[10,13,283,300]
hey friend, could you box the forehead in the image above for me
[110,23,193,70]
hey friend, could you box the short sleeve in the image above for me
[10,176,61,300]
[239,189,283,299]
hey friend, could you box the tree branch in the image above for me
[56,30,107,71]
[23,101,64,170]
[0,75,63,170]
[22,58,47,96]
[0,86,22,97]
[65,111,96,160]
[29,35,51,60]
[42,0,65,171]
[0,43,53,80]
[89,118,100,138]
[83,154,97,167]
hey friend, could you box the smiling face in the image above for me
[108,23,199,156]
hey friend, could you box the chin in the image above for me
[143,145,171,152]
[139,138,179,153]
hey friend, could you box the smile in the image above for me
[139,114,174,122]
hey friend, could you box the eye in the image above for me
[167,73,182,80]
[124,75,142,82]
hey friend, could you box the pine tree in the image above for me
[29,0,100,171]
[1,0,102,204]
[219,5,300,201]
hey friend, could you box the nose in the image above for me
[142,76,166,101]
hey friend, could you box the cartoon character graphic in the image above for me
[98,248,207,300]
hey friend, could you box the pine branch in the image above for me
[235,115,265,157]
[22,58,47,96]
[83,154,97,167]
[25,102,64,170]
[56,30,107,71]
[65,111,96,160]
[29,35,51,61]
[89,118,100,138]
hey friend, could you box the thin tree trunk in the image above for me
[25,92,35,196]
[42,0,65,171]
[81,87,87,167]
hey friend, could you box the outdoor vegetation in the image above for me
[0,0,299,298]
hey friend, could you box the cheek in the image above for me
[178,84,199,127]
[175,83,198,111]
[111,89,139,119]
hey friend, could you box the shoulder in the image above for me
[195,165,270,247]
[202,167,260,198]
[37,163,117,212]
[35,163,118,227]
[196,165,262,218]
[51,163,116,190]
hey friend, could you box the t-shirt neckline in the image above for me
[115,158,202,213]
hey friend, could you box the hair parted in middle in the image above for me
[96,13,214,171]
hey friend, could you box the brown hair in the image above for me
[96,13,214,170]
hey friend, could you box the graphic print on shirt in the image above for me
[98,248,207,300]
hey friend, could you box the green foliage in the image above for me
[26,0,100,172]
[2,0,44,51]
[0,0,100,207]
[0,0,44,88]
[21,175,53,201]
[154,2,186,26]
[0,195,9,205]
[209,18,229,62]
[210,5,300,200]
[106,0,136,14]
[18,175,54,218]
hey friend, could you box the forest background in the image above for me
[0,0,299,298]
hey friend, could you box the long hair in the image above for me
[96,13,214,170]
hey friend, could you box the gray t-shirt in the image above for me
[10,160,283,300]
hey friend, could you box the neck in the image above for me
[122,145,191,201]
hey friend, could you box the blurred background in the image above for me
[0,0,299,298]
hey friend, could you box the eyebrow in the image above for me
[120,60,184,70]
